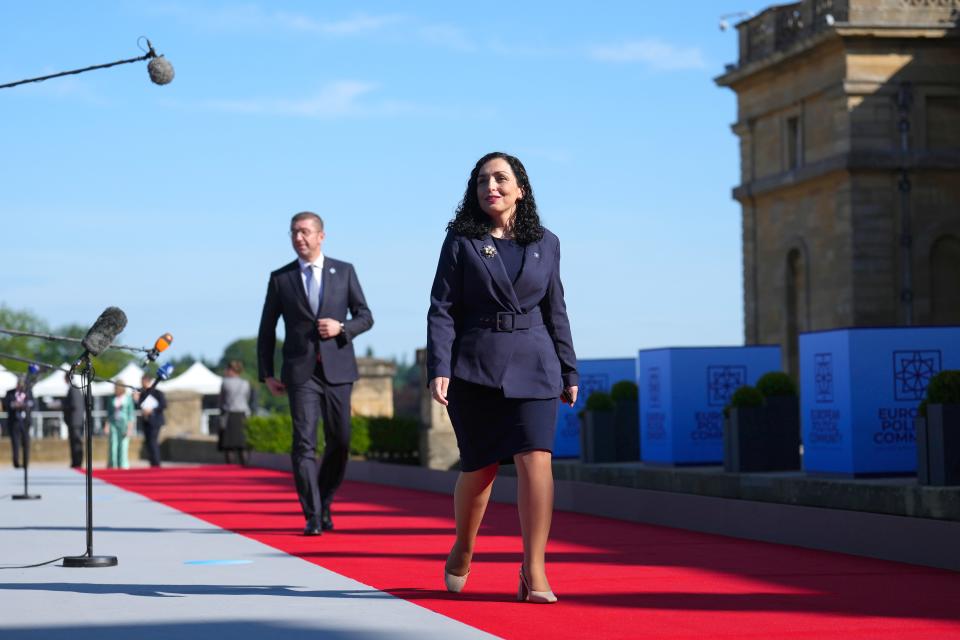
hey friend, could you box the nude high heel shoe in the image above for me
[444,567,470,593]
[518,566,558,604]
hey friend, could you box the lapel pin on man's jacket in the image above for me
[329,267,336,274]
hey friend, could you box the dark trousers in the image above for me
[9,420,29,468]
[67,420,84,468]
[287,368,353,522]
[142,420,162,467]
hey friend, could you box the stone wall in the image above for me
[352,357,396,418]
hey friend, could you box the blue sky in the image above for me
[1,1,772,366]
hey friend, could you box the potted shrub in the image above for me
[724,372,801,472]
[610,380,640,462]
[916,370,960,486]
[579,390,616,463]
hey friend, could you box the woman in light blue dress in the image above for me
[104,382,135,469]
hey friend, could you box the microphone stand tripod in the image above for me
[63,355,117,568]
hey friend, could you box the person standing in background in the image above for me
[62,372,84,468]
[104,382,135,469]
[136,373,167,468]
[3,377,35,468]
[219,360,252,465]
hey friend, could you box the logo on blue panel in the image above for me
[892,350,941,401]
[648,367,661,408]
[706,366,746,407]
[814,353,833,403]
[579,374,610,404]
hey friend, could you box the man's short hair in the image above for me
[291,211,324,231]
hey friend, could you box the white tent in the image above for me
[159,362,222,395]
[30,363,75,399]
[0,363,19,396]
[91,362,145,396]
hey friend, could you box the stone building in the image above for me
[716,0,960,377]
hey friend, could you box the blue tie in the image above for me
[306,265,320,316]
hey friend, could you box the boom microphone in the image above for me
[142,333,173,365]
[71,307,128,371]
[147,55,174,85]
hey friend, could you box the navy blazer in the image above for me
[427,228,579,399]
[258,257,373,386]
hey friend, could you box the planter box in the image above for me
[614,398,640,462]
[799,327,960,476]
[639,346,782,465]
[724,397,801,473]
[579,410,616,463]
[917,404,960,486]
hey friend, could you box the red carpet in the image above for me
[96,466,960,639]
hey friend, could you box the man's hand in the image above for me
[265,377,286,397]
[317,318,343,340]
[430,377,450,407]
[561,386,579,407]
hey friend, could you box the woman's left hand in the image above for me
[561,386,578,407]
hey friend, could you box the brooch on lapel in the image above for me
[481,245,497,258]
[533,252,540,259]
[329,267,336,274]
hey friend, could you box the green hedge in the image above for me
[246,413,416,457]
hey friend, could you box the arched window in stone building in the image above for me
[931,234,960,325]
[785,247,808,380]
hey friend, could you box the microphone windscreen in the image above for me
[148,56,175,85]
[81,307,128,356]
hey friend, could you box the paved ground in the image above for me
[0,466,495,639]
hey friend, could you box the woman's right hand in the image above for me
[429,377,450,406]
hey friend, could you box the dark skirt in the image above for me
[446,377,558,472]
[219,412,248,450]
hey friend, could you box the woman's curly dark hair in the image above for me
[447,151,544,245]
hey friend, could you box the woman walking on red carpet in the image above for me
[427,151,579,604]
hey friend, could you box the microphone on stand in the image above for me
[70,307,128,372]
[11,363,41,501]
[140,363,175,396]
[141,333,173,366]
[64,306,128,569]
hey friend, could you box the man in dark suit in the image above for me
[136,373,167,467]
[62,372,85,468]
[257,211,374,536]
[3,377,34,468]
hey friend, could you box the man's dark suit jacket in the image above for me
[3,388,34,424]
[258,257,373,385]
[427,228,579,399]
[63,385,85,427]
[137,388,167,427]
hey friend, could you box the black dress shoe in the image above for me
[303,518,322,536]
[320,506,334,531]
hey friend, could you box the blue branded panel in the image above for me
[639,346,782,465]
[554,357,637,458]
[800,327,960,475]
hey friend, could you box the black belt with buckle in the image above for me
[466,309,543,332]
